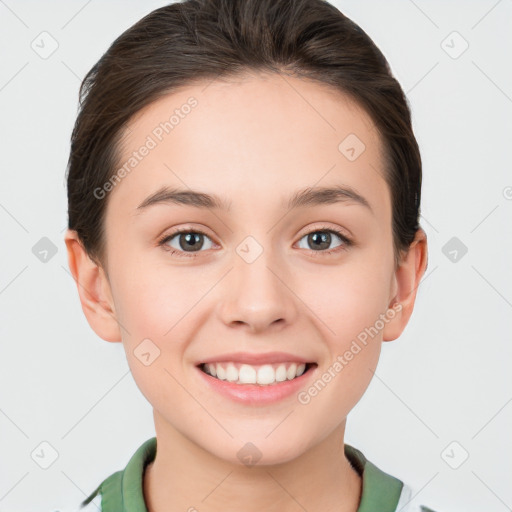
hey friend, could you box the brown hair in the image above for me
[66,0,422,269]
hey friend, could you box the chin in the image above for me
[205,432,313,468]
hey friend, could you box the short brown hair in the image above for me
[66,0,422,269]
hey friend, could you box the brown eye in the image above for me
[158,229,214,257]
[296,227,352,255]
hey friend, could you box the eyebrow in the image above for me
[135,184,373,214]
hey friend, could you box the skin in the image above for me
[65,71,428,512]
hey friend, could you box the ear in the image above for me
[64,229,122,342]
[382,228,428,342]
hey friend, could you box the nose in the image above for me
[216,245,299,334]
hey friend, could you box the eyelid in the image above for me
[157,225,218,249]
[157,223,216,241]
[297,222,352,240]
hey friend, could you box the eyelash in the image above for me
[157,226,353,259]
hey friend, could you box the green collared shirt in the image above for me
[80,437,437,512]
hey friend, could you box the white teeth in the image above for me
[226,363,238,382]
[202,361,309,385]
[275,364,288,382]
[238,364,257,384]
[257,364,275,385]
[286,363,297,380]
[215,364,226,380]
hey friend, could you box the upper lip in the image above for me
[197,351,315,366]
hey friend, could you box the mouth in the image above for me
[196,361,318,386]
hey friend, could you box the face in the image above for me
[97,72,400,464]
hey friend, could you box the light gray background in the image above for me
[0,1,511,511]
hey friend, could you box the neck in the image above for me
[143,412,362,512]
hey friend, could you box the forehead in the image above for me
[107,72,389,221]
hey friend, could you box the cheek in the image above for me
[111,257,196,339]
[296,255,393,346]
[111,263,195,410]
[107,263,194,405]
[295,266,387,423]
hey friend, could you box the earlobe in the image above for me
[382,228,428,342]
[64,229,122,343]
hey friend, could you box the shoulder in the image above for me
[396,483,439,512]
[78,494,102,511]
[71,437,156,511]
[48,493,102,512]
[345,443,439,512]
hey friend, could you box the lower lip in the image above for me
[195,364,317,405]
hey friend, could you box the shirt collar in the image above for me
[83,437,403,512]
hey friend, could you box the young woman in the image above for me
[64,1,432,510]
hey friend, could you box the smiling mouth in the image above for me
[197,361,317,386]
